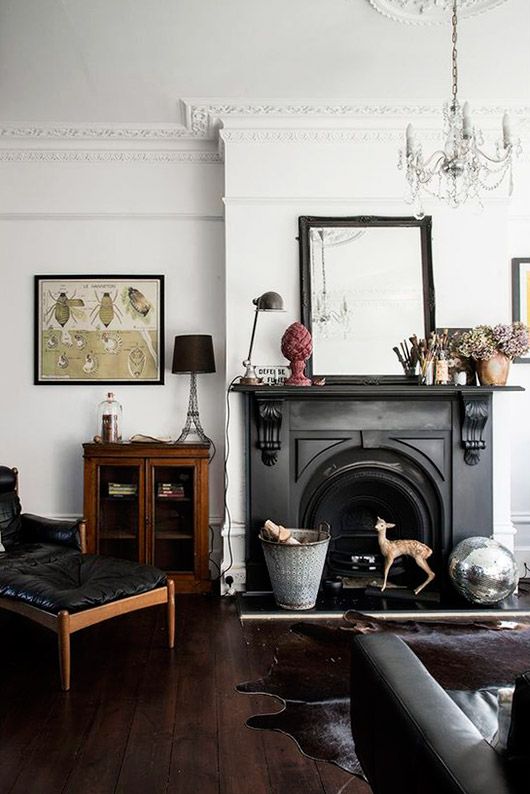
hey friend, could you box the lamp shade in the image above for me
[253,291,284,311]
[171,334,216,374]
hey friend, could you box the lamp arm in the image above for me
[245,308,260,363]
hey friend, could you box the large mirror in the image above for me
[299,216,435,382]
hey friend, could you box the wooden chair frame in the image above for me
[0,520,176,691]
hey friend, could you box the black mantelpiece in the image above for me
[233,384,522,593]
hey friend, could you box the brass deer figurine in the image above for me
[374,517,435,596]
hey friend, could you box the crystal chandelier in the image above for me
[399,0,521,212]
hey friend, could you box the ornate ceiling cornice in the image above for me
[367,0,509,25]
[0,100,528,159]
[0,149,221,163]
[0,125,190,140]
[2,100,529,144]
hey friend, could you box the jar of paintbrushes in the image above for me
[394,331,451,385]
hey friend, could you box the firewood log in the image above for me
[263,519,301,544]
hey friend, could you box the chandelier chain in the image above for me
[451,0,458,107]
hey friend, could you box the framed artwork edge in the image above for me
[511,258,530,364]
[34,274,165,385]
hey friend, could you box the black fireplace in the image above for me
[235,384,502,595]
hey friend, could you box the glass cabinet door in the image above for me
[97,463,143,561]
[150,464,195,573]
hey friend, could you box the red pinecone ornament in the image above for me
[281,322,312,386]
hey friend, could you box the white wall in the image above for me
[0,152,226,566]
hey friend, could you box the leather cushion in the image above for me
[0,467,17,494]
[0,549,166,614]
[447,688,501,746]
[0,491,22,547]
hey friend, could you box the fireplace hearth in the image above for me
[233,383,520,597]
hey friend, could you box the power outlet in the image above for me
[222,567,246,594]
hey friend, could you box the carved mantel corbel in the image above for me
[460,393,489,466]
[255,398,284,466]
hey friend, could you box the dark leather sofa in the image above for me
[350,633,528,794]
[0,466,174,690]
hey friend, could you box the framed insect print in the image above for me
[34,275,165,384]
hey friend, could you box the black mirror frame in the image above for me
[299,215,436,384]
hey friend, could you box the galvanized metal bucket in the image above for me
[260,528,331,610]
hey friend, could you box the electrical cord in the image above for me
[208,438,216,464]
[206,377,239,584]
[207,438,220,579]
[222,376,240,582]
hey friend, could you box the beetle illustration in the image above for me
[127,287,152,317]
[82,353,98,374]
[90,290,123,328]
[73,333,87,349]
[101,331,122,355]
[128,346,146,378]
[44,291,85,328]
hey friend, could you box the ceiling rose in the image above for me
[367,0,508,25]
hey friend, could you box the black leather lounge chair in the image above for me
[0,465,175,690]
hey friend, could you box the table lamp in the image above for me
[172,334,215,444]
[240,291,285,385]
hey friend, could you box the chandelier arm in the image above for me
[473,146,512,165]
[417,150,448,171]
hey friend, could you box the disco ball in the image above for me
[448,537,518,605]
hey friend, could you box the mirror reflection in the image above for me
[299,217,434,380]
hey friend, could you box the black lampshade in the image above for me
[171,335,216,374]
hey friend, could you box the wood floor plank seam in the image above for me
[116,604,185,794]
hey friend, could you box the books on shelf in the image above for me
[108,482,137,497]
[157,482,186,499]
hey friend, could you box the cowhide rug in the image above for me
[237,611,530,777]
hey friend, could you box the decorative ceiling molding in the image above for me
[186,100,530,138]
[0,125,190,140]
[0,149,222,163]
[0,101,528,162]
[367,0,508,25]
[219,126,524,145]
[2,100,529,143]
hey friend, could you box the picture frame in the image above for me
[34,275,165,384]
[299,215,435,383]
[511,258,530,363]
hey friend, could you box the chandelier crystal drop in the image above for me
[398,0,521,213]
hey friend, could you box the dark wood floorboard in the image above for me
[0,596,372,794]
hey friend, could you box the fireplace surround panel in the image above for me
[235,385,501,594]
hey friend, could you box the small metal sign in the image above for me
[254,365,290,385]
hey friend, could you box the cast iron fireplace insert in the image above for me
[301,449,440,589]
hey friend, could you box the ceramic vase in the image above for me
[476,351,511,386]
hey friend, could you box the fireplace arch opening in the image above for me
[300,449,442,590]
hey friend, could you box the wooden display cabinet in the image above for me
[83,442,210,592]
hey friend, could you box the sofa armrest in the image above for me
[351,633,516,794]
[21,514,86,552]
